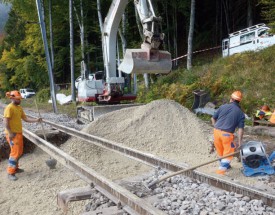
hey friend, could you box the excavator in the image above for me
[77,0,172,121]
[78,0,171,102]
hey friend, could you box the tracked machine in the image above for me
[77,0,172,121]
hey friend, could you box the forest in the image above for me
[0,0,274,94]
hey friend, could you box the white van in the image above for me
[20,88,36,99]
[222,23,275,57]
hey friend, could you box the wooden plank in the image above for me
[57,186,93,211]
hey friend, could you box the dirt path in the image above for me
[0,148,88,215]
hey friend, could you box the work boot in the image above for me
[8,174,18,181]
[215,169,226,175]
[16,168,24,173]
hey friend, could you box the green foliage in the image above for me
[137,69,199,109]
[57,102,78,118]
[261,0,275,32]
[0,0,273,113]
[196,114,212,123]
[138,45,275,116]
[58,89,70,96]
[36,88,50,103]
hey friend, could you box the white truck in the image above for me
[222,23,275,57]
[20,88,36,98]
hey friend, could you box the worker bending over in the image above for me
[3,91,42,181]
[211,91,245,175]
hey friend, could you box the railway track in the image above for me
[21,118,275,211]
[1,105,274,214]
[23,128,165,215]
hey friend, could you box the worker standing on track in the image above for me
[3,90,42,181]
[211,91,245,175]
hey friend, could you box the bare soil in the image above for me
[1,99,275,214]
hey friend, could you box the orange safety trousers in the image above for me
[6,133,23,175]
[213,129,236,171]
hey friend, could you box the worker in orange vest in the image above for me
[3,91,42,181]
[211,91,245,175]
[255,105,272,120]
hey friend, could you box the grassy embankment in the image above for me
[137,45,275,118]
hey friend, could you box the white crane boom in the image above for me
[102,0,171,90]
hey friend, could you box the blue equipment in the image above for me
[240,141,275,177]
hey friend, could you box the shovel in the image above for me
[146,150,240,189]
[34,100,57,169]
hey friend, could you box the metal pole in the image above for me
[36,0,58,113]
[49,0,54,70]
[70,0,76,101]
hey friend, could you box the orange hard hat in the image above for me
[6,90,22,100]
[261,105,270,112]
[231,91,242,102]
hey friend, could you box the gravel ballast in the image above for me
[0,99,275,214]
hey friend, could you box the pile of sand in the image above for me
[84,99,214,165]
[62,99,215,179]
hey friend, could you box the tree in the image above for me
[0,0,270,95]
[187,0,195,70]
[261,0,275,32]
[247,0,253,26]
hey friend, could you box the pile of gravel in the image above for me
[23,109,85,131]
[83,99,215,166]
[60,99,216,181]
[149,173,275,215]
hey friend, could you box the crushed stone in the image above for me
[84,99,215,165]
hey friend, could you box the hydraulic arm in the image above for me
[97,0,172,102]
[102,0,171,96]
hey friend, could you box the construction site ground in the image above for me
[0,99,275,214]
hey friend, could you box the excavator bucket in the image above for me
[118,49,172,74]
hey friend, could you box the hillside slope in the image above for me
[137,45,275,115]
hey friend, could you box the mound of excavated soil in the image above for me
[83,99,215,165]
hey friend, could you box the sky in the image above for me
[0,2,11,33]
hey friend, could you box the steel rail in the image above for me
[42,119,275,207]
[22,128,166,215]
[43,118,185,171]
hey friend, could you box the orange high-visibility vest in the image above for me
[269,111,275,124]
